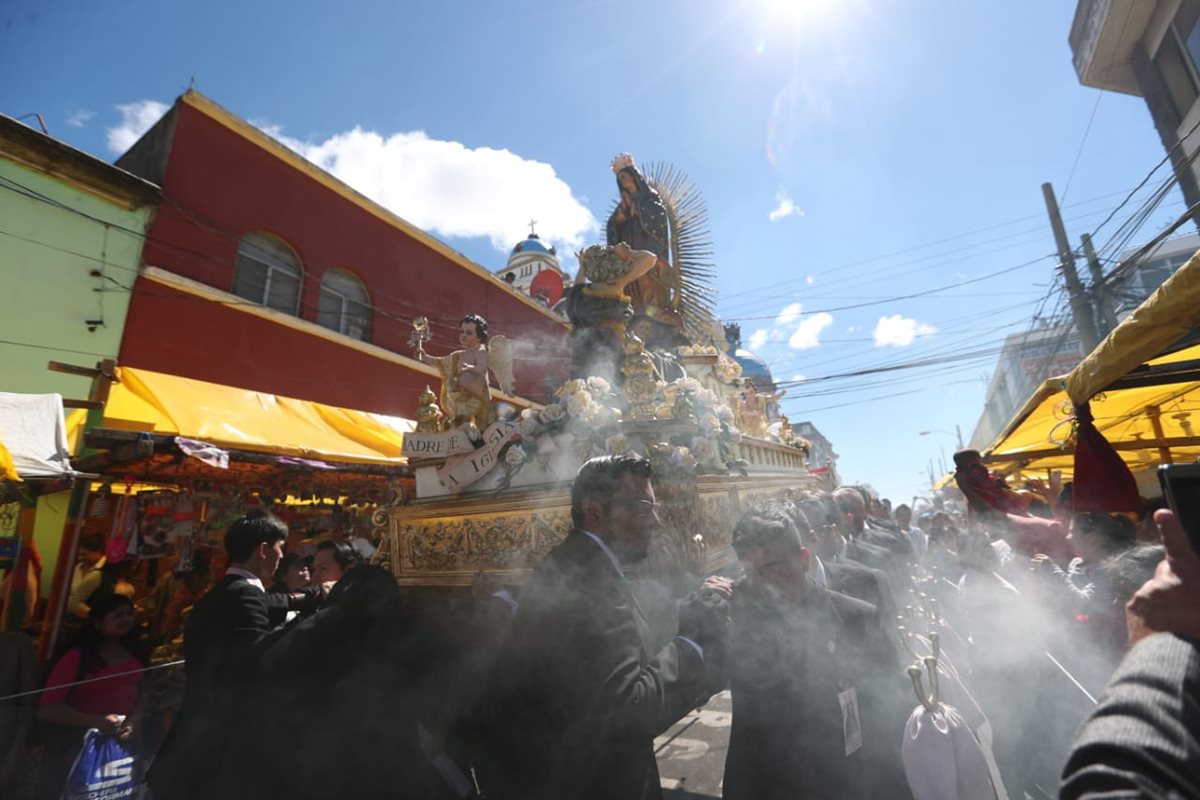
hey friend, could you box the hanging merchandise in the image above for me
[135,491,178,560]
[107,493,136,563]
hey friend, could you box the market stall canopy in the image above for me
[0,393,75,480]
[99,367,414,466]
[984,342,1200,477]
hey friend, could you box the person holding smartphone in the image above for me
[1059,506,1200,799]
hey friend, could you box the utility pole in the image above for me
[955,424,964,451]
[1042,182,1101,352]
[1080,233,1119,337]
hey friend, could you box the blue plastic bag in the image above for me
[62,728,137,800]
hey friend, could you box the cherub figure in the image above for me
[417,314,503,430]
[737,378,786,438]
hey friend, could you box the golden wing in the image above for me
[490,335,516,396]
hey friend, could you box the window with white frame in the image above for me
[317,268,371,341]
[232,232,302,314]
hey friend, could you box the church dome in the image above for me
[511,234,557,256]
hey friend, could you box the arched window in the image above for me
[317,268,371,341]
[232,232,302,314]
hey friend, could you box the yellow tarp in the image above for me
[1065,248,1200,404]
[985,342,1200,477]
[100,367,413,466]
[0,438,20,481]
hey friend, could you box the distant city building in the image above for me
[969,233,1195,448]
[1070,1,1200,224]
[970,325,1085,449]
[1109,232,1200,319]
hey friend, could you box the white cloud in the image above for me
[745,302,833,353]
[788,312,834,349]
[775,302,803,326]
[806,275,814,285]
[107,100,170,153]
[790,374,806,383]
[768,188,804,222]
[66,110,94,129]
[872,314,937,347]
[259,123,599,257]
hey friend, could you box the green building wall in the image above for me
[0,157,153,399]
[1,150,156,596]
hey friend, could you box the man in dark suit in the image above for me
[147,511,290,800]
[835,487,912,582]
[473,454,730,800]
[1059,509,1200,799]
[723,507,910,800]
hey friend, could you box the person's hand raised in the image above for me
[1126,509,1200,644]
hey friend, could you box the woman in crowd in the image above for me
[35,592,148,800]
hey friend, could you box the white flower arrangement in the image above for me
[586,376,613,395]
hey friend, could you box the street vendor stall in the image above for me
[36,365,416,658]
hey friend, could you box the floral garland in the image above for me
[494,375,744,491]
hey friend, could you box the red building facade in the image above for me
[115,91,568,417]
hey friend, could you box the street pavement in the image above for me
[655,689,732,799]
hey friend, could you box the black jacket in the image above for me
[724,582,910,800]
[1059,632,1200,800]
[474,530,714,800]
[824,558,899,641]
[148,572,283,799]
[845,537,897,574]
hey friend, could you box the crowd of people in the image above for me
[6,451,1199,800]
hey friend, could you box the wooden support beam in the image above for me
[985,435,1200,465]
[61,399,104,410]
[46,361,101,378]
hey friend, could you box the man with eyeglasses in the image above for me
[471,454,731,800]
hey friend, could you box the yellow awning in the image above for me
[984,342,1200,477]
[1065,248,1200,404]
[99,367,413,465]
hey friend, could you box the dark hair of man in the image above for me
[1074,512,1137,557]
[771,499,812,536]
[316,538,362,569]
[570,454,653,528]
[953,449,982,468]
[1101,544,1165,602]
[895,503,911,515]
[796,494,831,529]
[460,313,489,343]
[79,533,106,555]
[732,507,804,558]
[224,511,288,564]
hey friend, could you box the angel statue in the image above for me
[564,243,659,387]
[607,153,677,324]
[415,314,515,430]
[736,378,786,439]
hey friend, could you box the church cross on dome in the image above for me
[527,219,538,237]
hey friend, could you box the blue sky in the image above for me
[2,0,1187,502]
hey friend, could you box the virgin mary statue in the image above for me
[606,153,678,324]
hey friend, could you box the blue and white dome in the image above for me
[511,234,557,256]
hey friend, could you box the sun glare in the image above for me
[764,0,840,28]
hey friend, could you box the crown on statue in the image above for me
[610,152,636,174]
